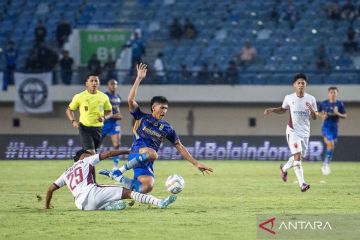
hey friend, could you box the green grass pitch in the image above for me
[0,160,359,240]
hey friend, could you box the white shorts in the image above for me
[286,126,309,157]
[80,185,124,210]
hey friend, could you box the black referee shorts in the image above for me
[79,123,102,151]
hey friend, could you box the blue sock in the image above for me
[324,149,333,164]
[119,153,147,173]
[112,156,120,168]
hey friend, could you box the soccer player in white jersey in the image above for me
[45,149,177,210]
[264,73,318,192]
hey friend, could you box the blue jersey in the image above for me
[319,100,346,127]
[319,100,346,141]
[104,91,121,125]
[130,107,179,153]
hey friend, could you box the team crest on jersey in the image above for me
[159,124,164,130]
[84,106,88,111]
[294,143,298,148]
[154,122,158,126]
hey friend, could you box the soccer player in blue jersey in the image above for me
[102,79,123,169]
[318,86,347,175]
[99,63,213,193]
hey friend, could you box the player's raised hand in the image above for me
[197,163,213,175]
[136,63,148,81]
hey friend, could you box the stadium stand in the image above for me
[1,0,360,84]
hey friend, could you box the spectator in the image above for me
[100,65,116,84]
[341,0,356,20]
[37,42,58,71]
[180,64,191,82]
[3,40,17,90]
[238,41,257,69]
[56,14,72,48]
[343,26,358,53]
[326,1,341,20]
[270,1,280,26]
[210,63,223,83]
[315,44,331,73]
[225,60,238,84]
[25,43,58,72]
[25,50,41,71]
[281,0,298,29]
[87,54,102,75]
[59,50,74,85]
[169,18,183,39]
[104,55,115,70]
[183,17,197,39]
[34,20,47,45]
[198,63,209,82]
[130,32,146,75]
[154,52,166,84]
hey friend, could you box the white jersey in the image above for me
[54,154,100,209]
[282,92,317,138]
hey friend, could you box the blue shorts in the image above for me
[322,125,338,141]
[101,121,121,138]
[128,152,154,179]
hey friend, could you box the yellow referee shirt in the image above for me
[68,90,112,127]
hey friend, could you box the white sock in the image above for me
[130,191,161,207]
[282,156,294,172]
[293,160,305,187]
[118,166,126,173]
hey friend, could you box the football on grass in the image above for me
[165,174,185,194]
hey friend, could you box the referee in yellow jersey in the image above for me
[66,74,112,154]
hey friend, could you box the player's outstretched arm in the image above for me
[128,63,147,112]
[99,149,130,160]
[175,142,213,175]
[264,107,287,115]
[45,183,60,209]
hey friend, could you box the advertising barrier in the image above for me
[1,135,359,161]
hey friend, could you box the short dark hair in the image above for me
[328,86,338,92]
[73,149,92,162]
[150,96,168,112]
[86,73,99,81]
[293,73,308,83]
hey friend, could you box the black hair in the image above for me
[73,149,92,162]
[86,73,99,81]
[150,96,168,112]
[328,86,338,92]
[293,73,308,83]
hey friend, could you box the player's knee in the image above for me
[327,142,334,149]
[141,184,153,194]
[293,153,301,161]
[113,144,120,150]
[146,150,158,161]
